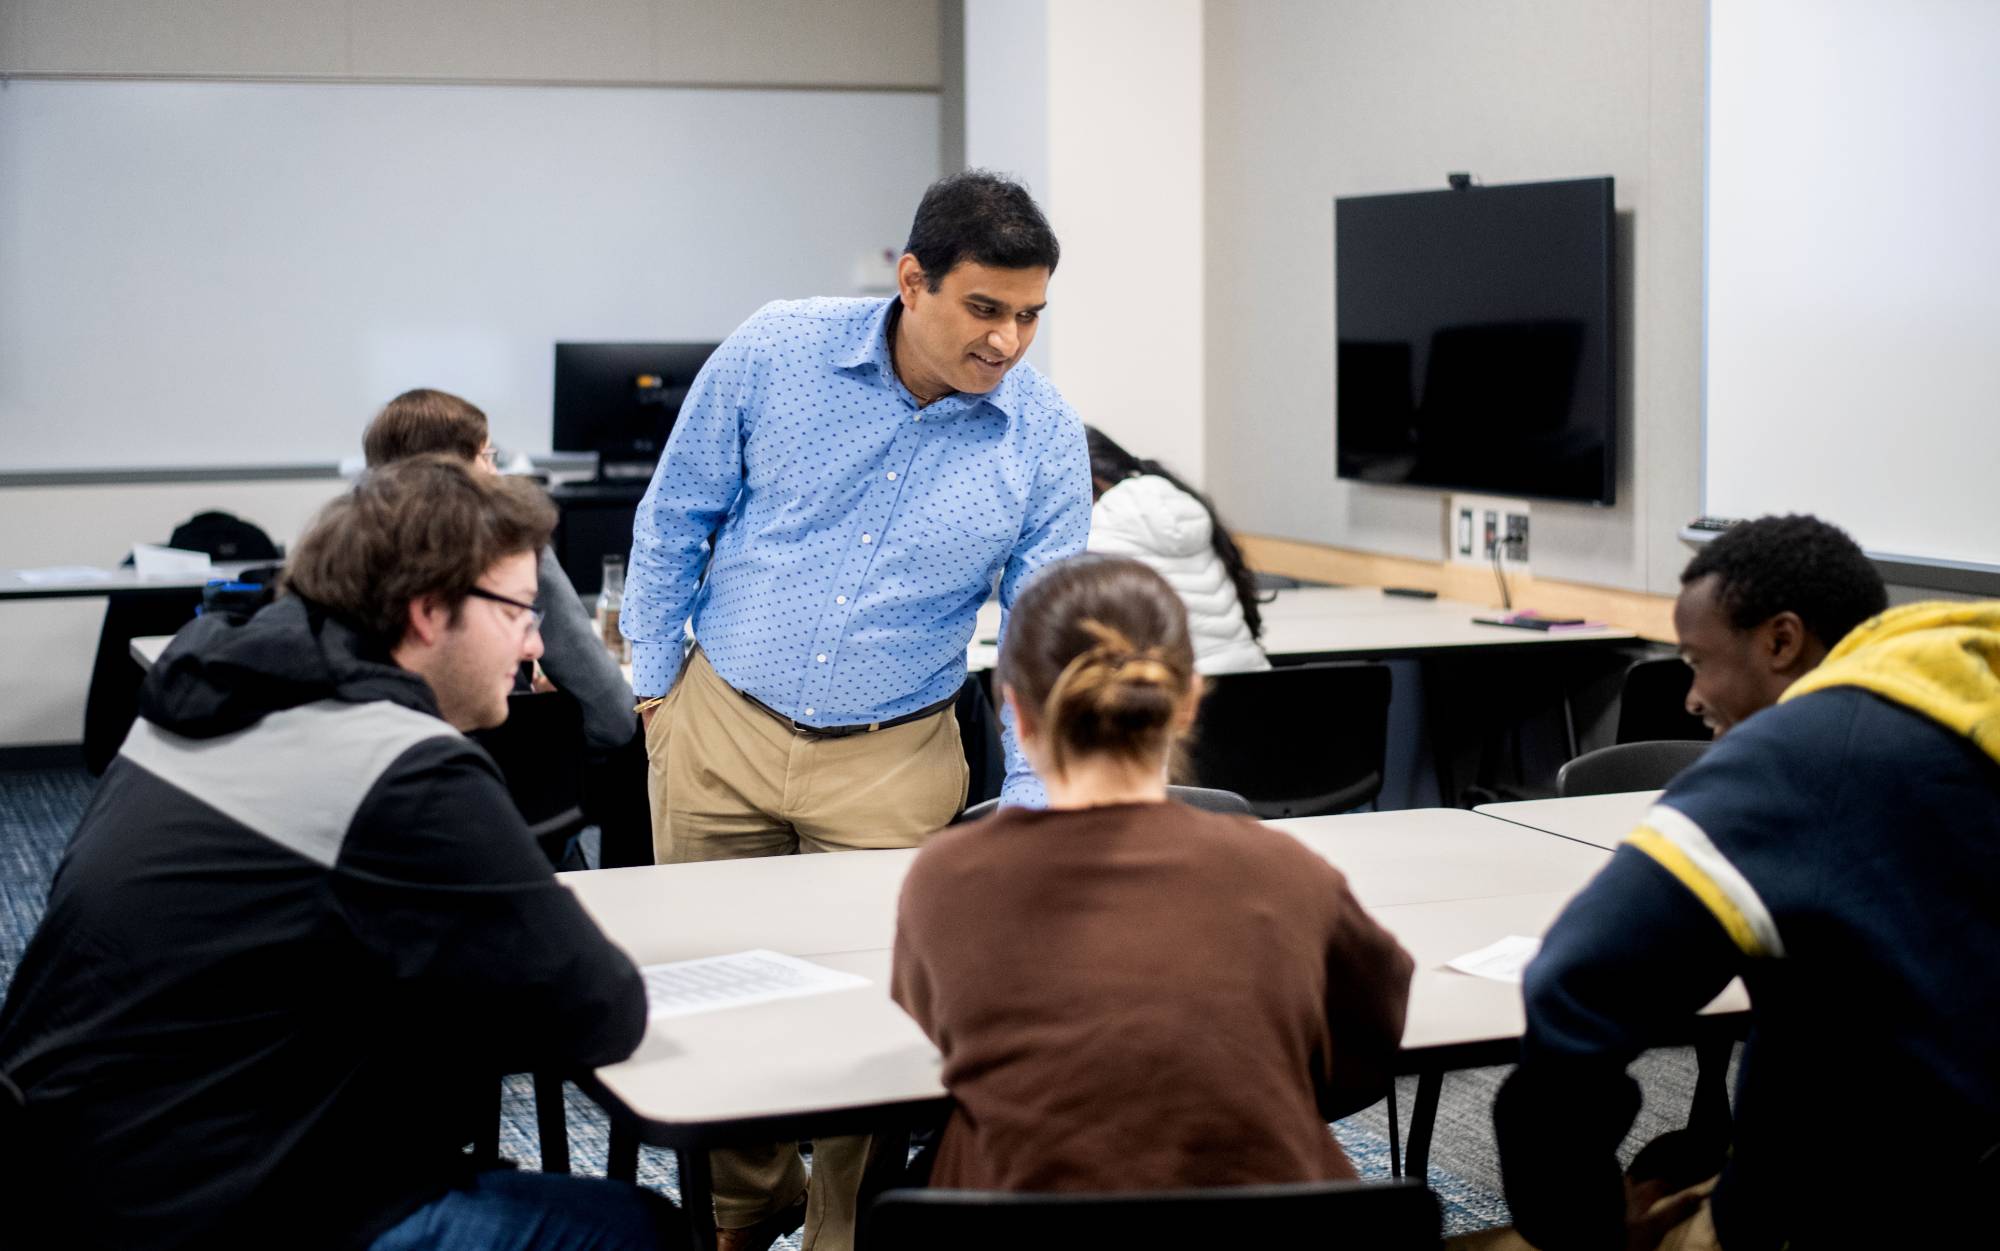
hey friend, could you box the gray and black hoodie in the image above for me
[0,594,646,1249]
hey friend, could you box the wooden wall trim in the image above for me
[1240,533,1679,644]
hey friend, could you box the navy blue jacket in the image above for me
[1497,604,2000,1249]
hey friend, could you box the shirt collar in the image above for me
[837,296,1024,421]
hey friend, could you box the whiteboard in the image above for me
[0,80,938,471]
[1705,2,2000,571]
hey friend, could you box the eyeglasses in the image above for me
[466,586,545,636]
[477,446,500,468]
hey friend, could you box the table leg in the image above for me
[676,1147,718,1251]
[1404,1070,1444,1181]
[1688,1036,1735,1150]
[607,1116,639,1183]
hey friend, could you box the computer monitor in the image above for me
[552,342,719,479]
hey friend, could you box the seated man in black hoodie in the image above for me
[1485,518,2000,1250]
[0,457,685,1251]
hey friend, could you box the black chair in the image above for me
[954,675,1006,808]
[1185,662,1393,818]
[955,784,1252,825]
[863,1179,1441,1251]
[1615,657,1710,743]
[1557,739,1711,797]
[469,690,592,866]
[468,690,594,1173]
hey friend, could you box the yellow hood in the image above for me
[1781,600,2000,766]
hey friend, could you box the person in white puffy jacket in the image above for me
[1085,427,1271,674]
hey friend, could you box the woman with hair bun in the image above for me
[890,554,1414,1192]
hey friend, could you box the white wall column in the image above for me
[962,0,1204,481]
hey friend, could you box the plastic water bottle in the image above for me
[598,556,629,664]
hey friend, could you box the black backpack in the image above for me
[165,511,283,563]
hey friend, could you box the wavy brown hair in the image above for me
[999,555,1197,778]
[283,455,555,648]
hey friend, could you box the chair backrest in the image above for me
[954,784,1251,826]
[864,1179,1441,1251]
[1558,739,1711,798]
[469,690,589,862]
[1184,662,1393,819]
[1615,657,1710,743]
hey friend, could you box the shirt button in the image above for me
[804,708,814,717]
[861,533,873,544]
[914,414,923,422]
[836,595,847,604]
[886,471,898,481]
[816,653,827,663]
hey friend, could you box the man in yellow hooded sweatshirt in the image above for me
[1490,519,2000,1250]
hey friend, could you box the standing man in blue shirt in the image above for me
[621,170,1090,1251]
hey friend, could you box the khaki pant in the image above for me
[644,647,967,1251]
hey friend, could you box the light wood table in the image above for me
[561,807,1745,1246]
[1474,789,1663,850]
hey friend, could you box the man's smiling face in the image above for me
[894,258,1048,398]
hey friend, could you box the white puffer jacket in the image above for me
[1087,474,1271,674]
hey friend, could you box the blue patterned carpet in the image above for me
[2,765,1531,1240]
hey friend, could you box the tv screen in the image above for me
[553,342,719,477]
[1335,177,1616,505]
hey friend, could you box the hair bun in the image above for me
[1040,618,1189,773]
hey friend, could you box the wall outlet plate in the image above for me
[1445,493,1531,574]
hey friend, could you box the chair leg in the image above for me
[474,1075,502,1168]
[1404,1070,1444,1182]
[533,1071,570,1174]
[1386,1081,1403,1178]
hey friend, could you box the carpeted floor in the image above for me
[0,764,1730,1242]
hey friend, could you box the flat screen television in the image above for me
[553,342,720,479]
[1335,176,1616,505]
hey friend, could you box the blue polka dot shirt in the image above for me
[623,296,1092,808]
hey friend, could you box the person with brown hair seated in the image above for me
[364,388,635,753]
[890,553,1415,1191]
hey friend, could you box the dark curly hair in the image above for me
[1680,514,1887,649]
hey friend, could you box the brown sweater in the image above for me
[890,801,1414,1192]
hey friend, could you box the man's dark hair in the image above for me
[903,169,1060,290]
[1680,514,1888,648]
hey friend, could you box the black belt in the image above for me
[736,688,958,739]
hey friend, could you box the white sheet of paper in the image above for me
[131,544,213,581]
[12,565,114,584]
[1445,934,1543,984]
[641,949,869,1020]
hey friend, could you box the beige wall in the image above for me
[1203,0,1706,595]
[0,0,943,88]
